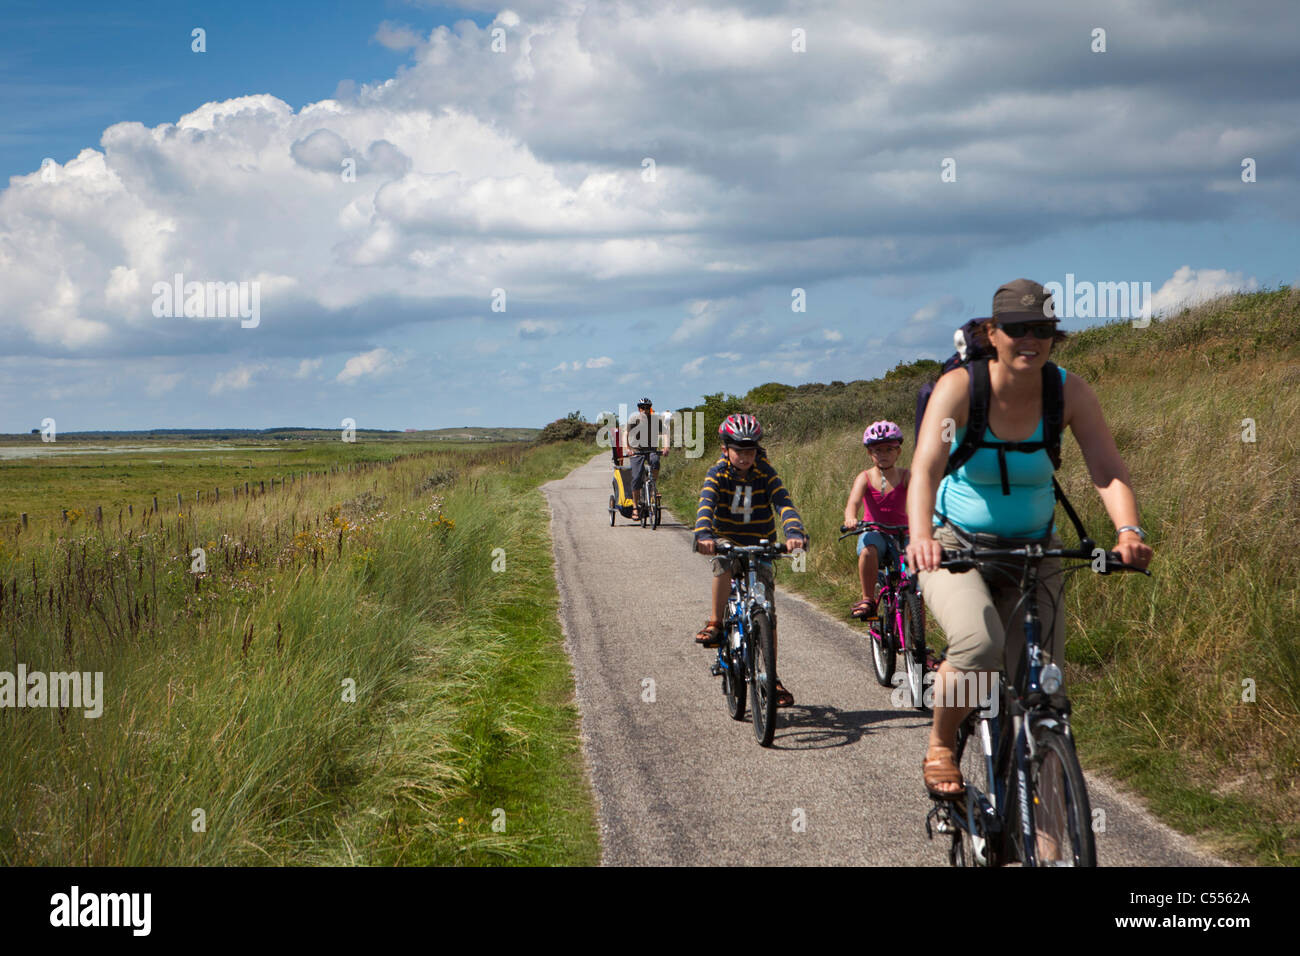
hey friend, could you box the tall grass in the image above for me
[0,441,599,865]
[660,287,1300,864]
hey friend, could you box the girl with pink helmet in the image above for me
[843,420,909,619]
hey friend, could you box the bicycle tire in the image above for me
[901,588,927,710]
[651,487,660,529]
[608,494,616,526]
[869,590,895,687]
[722,633,747,721]
[1027,724,1096,866]
[952,714,995,867]
[750,610,777,746]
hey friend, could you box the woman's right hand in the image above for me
[907,535,944,573]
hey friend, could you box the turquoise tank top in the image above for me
[933,365,1067,538]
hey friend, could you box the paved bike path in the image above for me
[543,454,1224,866]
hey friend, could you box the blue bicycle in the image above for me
[708,539,793,747]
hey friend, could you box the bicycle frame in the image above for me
[715,548,775,675]
[840,521,921,659]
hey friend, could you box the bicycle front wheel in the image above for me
[952,714,995,867]
[1028,724,1096,866]
[749,611,777,747]
[901,589,927,710]
[869,592,895,687]
[722,635,747,721]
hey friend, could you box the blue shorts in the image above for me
[857,531,903,567]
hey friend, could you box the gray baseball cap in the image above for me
[993,278,1059,322]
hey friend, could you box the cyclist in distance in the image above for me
[843,420,911,620]
[624,397,668,520]
[905,279,1153,799]
[694,413,807,707]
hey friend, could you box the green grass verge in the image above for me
[0,439,599,865]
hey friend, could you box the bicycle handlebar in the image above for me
[711,539,799,557]
[838,520,909,541]
[938,545,1151,576]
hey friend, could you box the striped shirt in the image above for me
[694,449,805,546]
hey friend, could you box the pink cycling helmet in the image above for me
[863,420,904,446]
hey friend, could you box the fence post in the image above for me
[177,493,183,509]
[96,506,102,525]
[129,504,133,516]
[215,487,220,502]
[153,496,158,513]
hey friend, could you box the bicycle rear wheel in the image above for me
[869,590,895,687]
[722,633,747,721]
[901,589,927,710]
[749,611,777,747]
[1028,724,1096,866]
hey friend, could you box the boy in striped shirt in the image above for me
[694,414,807,707]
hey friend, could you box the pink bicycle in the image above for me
[839,521,929,710]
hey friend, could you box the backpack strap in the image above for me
[944,358,991,476]
[1041,361,1064,469]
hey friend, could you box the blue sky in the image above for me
[2,1,1297,431]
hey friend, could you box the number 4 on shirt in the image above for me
[730,484,753,522]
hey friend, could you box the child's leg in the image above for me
[858,543,879,599]
[711,570,730,624]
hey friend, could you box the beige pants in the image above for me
[917,525,1065,681]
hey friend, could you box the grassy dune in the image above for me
[0,440,599,865]
[660,287,1300,864]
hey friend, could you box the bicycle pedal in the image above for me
[709,662,723,677]
[926,804,954,838]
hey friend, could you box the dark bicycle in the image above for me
[924,539,1149,867]
[839,521,928,710]
[638,457,663,529]
[707,539,794,747]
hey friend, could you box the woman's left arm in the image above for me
[1064,373,1153,569]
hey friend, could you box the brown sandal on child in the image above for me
[695,621,724,647]
[851,598,876,620]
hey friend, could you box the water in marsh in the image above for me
[0,444,279,460]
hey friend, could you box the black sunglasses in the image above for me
[996,321,1056,339]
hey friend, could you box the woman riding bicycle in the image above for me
[843,420,910,620]
[905,279,1153,799]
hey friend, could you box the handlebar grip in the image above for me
[938,548,976,573]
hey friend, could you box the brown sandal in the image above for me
[774,679,794,708]
[695,621,723,647]
[922,745,965,800]
[851,598,876,620]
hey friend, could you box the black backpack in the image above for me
[914,319,995,443]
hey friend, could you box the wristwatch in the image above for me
[1116,525,1147,541]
